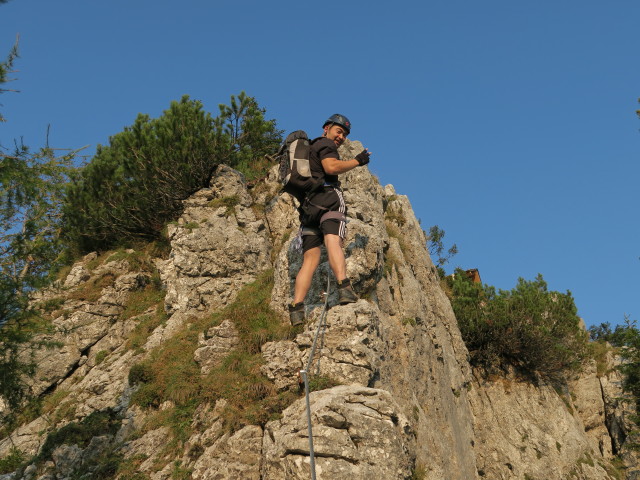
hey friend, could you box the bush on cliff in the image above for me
[590,318,640,420]
[63,92,281,253]
[448,270,588,378]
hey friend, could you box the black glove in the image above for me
[355,149,370,166]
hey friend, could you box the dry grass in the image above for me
[121,286,166,322]
[130,269,299,443]
[67,272,116,302]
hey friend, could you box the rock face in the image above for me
[191,424,263,480]
[160,164,271,315]
[470,371,612,480]
[194,319,241,374]
[262,386,414,479]
[267,141,477,478]
[0,145,636,479]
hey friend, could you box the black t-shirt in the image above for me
[310,137,341,185]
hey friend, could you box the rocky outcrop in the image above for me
[160,165,271,315]
[469,371,612,479]
[194,319,241,374]
[24,254,147,398]
[262,386,414,479]
[571,360,617,459]
[267,140,478,479]
[191,424,263,480]
[1,143,637,479]
[465,350,637,480]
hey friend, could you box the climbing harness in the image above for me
[300,273,331,480]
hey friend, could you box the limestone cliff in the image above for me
[0,140,637,479]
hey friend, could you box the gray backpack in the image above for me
[276,130,322,197]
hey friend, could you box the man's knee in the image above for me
[324,233,344,249]
[301,247,321,266]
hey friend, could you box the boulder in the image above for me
[160,165,271,314]
[262,385,414,480]
[194,319,241,374]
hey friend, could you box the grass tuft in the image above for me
[208,195,240,217]
[129,269,298,445]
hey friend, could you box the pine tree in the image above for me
[63,93,282,253]
[0,36,19,123]
[426,225,458,277]
[218,91,283,180]
[63,96,222,251]
[1,36,78,416]
[1,144,78,413]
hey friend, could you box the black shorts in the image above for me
[299,187,347,253]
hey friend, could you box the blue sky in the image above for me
[1,1,638,328]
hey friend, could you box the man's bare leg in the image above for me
[324,234,346,282]
[325,233,358,304]
[293,246,321,304]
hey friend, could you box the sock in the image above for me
[337,278,351,288]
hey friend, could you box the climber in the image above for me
[288,114,372,326]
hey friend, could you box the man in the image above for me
[288,114,371,326]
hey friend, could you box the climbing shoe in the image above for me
[337,279,358,305]
[288,302,305,326]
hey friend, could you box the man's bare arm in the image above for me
[321,157,360,175]
[321,149,371,175]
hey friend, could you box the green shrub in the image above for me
[589,320,631,347]
[0,387,73,439]
[410,464,427,480]
[589,340,612,377]
[37,409,121,462]
[129,362,155,386]
[53,401,77,424]
[106,248,159,272]
[63,96,221,252]
[402,317,417,327]
[67,272,116,302]
[384,204,406,227]
[0,447,25,474]
[95,350,109,365]
[426,225,458,278]
[449,270,588,379]
[114,454,149,479]
[63,93,281,253]
[170,460,192,480]
[38,297,65,313]
[605,456,627,480]
[0,312,46,417]
[183,222,200,230]
[131,383,163,409]
[219,91,283,181]
[125,305,169,353]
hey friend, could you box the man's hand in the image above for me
[355,149,371,166]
